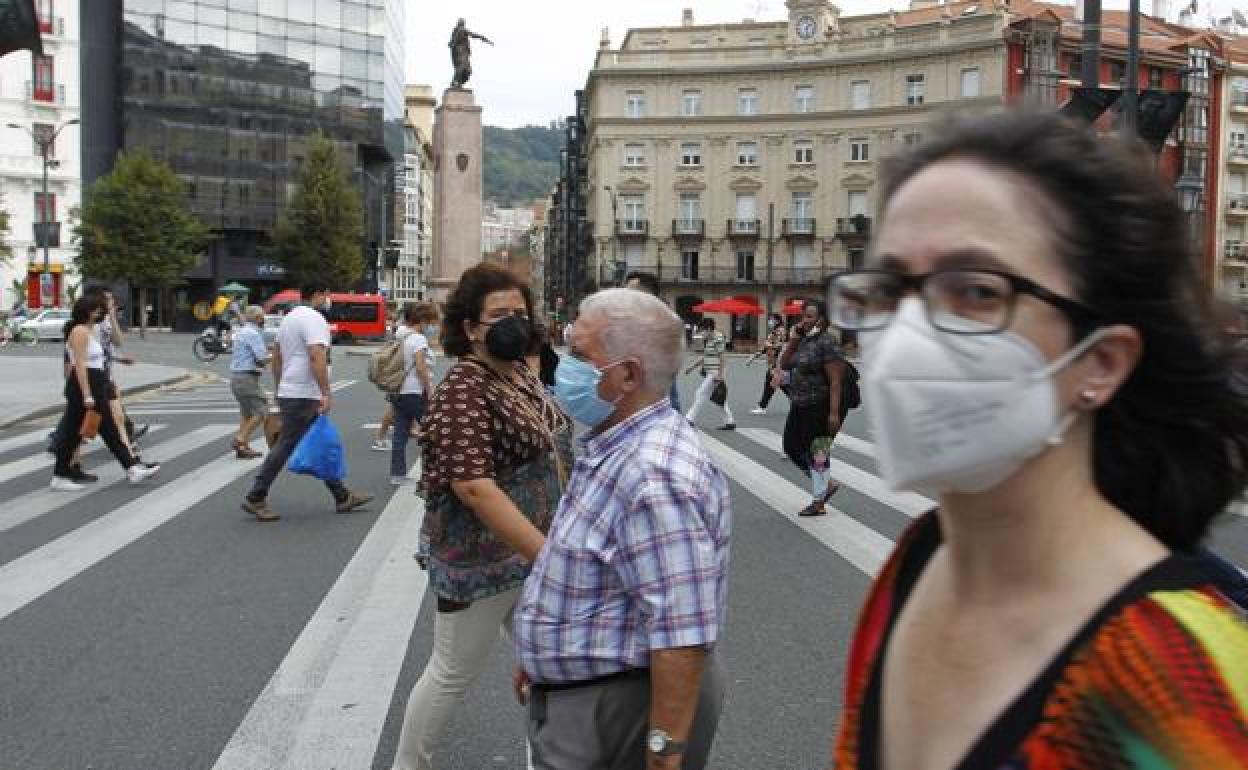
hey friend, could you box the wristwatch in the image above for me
[647,728,687,757]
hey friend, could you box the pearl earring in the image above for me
[1079,388,1097,407]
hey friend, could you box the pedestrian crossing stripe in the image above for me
[0,427,56,455]
[126,380,358,416]
[0,425,168,485]
[0,436,265,623]
[0,425,235,534]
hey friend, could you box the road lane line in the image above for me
[834,433,876,461]
[0,425,235,534]
[126,408,243,416]
[698,433,893,576]
[0,425,168,485]
[0,437,264,623]
[213,462,427,770]
[737,428,933,518]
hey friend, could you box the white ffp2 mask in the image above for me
[862,299,1106,494]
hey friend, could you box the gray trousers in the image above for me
[527,655,724,770]
[246,397,347,503]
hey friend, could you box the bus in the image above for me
[262,291,387,343]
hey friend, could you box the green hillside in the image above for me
[483,124,563,207]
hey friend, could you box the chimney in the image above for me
[1151,0,1171,19]
[682,8,694,26]
[600,27,610,48]
[1075,0,1085,21]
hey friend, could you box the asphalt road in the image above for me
[0,339,1245,770]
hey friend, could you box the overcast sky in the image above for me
[405,0,1244,128]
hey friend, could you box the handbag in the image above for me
[80,409,101,440]
[710,379,728,406]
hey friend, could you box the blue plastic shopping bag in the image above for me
[288,414,348,482]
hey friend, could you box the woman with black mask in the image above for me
[50,296,160,490]
[391,263,571,770]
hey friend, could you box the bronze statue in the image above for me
[450,18,493,89]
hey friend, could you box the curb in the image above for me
[0,370,196,430]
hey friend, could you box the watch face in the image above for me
[647,731,667,753]
[797,15,817,39]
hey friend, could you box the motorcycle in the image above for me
[192,326,233,362]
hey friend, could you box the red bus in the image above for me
[263,290,387,343]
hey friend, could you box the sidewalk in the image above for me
[0,357,191,428]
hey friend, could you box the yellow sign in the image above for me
[192,301,213,321]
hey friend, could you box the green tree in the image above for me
[77,151,210,337]
[268,135,364,288]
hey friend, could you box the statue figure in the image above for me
[449,18,493,89]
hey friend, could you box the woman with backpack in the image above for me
[778,299,851,517]
[388,302,439,485]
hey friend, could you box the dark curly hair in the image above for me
[876,109,1248,550]
[441,263,534,357]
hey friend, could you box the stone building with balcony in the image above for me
[1215,45,1248,309]
[0,0,81,310]
[582,0,1006,344]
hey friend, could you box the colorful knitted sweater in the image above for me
[833,512,1248,769]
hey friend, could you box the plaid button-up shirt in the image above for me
[512,399,732,684]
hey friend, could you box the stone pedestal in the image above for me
[430,88,484,303]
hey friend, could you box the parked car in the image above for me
[18,309,72,341]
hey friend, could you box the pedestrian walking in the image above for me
[229,305,270,459]
[684,318,735,430]
[828,110,1248,768]
[748,313,786,415]
[95,287,148,449]
[625,271,683,411]
[240,284,372,522]
[50,296,160,490]
[391,264,571,770]
[513,288,731,770]
[388,301,438,485]
[778,300,848,517]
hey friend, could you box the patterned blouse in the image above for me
[833,512,1248,769]
[418,357,573,602]
[787,329,842,408]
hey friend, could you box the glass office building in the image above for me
[81,0,405,327]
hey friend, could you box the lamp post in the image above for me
[9,118,78,308]
[604,184,620,286]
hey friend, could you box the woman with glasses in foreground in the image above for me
[829,110,1248,769]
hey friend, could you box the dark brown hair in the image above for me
[877,109,1248,549]
[441,263,534,357]
[403,301,439,325]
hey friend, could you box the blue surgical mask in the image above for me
[422,323,439,339]
[553,355,624,428]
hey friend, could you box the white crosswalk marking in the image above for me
[736,428,934,517]
[0,425,235,533]
[126,380,357,416]
[0,437,264,623]
[700,432,893,576]
[0,427,57,455]
[0,425,168,485]
[213,462,426,770]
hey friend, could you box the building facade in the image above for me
[1,0,81,310]
[391,84,435,306]
[482,202,536,254]
[81,0,405,329]
[582,0,1006,345]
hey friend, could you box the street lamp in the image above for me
[9,118,78,307]
[603,184,621,286]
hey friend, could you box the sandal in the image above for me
[798,502,827,517]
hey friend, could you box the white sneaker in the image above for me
[128,462,161,484]
[371,439,392,451]
[50,475,83,491]
[750,407,767,415]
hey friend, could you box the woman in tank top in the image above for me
[51,296,160,490]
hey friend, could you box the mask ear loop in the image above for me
[1042,328,1111,446]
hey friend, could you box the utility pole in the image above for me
[764,202,775,344]
[8,118,78,308]
[1122,0,1141,136]
[1081,0,1102,89]
[604,185,618,285]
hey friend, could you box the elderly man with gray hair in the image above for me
[512,288,733,770]
[228,304,270,459]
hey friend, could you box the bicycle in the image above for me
[192,327,233,362]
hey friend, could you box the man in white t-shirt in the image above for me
[242,284,373,522]
[388,301,438,485]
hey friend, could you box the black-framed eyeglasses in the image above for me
[827,268,1100,335]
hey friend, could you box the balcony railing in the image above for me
[25,81,65,105]
[727,219,761,237]
[636,264,827,286]
[1230,144,1248,163]
[1227,240,1248,262]
[615,219,649,237]
[672,218,705,238]
[836,216,873,237]
[782,218,816,237]
[1233,91,1248,110]
[1229,196,1248,213]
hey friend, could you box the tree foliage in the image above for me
[0,195,11,267]
[77,151,210,288]
[483,124,563,207]
[268,134,364,288]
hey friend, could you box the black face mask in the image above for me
[483,314,530,361]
